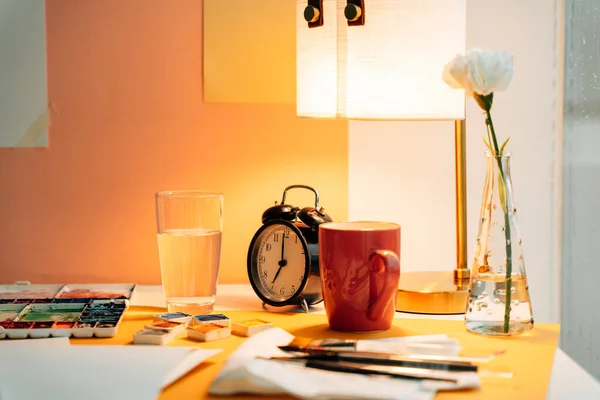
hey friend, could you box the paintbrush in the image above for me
[259,357,459,383]
[279,344,495,364]
[285,337,358,349]
[283,337,500,363]
[279,338,505,363]
[272,349,478,372]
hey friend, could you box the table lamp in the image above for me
[296,0,468,314]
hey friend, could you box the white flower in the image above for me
[466,49,514,96]
[442,54,470,91]
[442,49,514,96]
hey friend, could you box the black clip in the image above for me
[304,0,324,28]
[345,0,365,26]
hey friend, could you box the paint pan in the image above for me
[6,321,34,339]
[82,309,121,318]
[72,316,121,338]
[54,321,75,329]
[71,298,94,303]
[56,284,136,300]
[32,298,54,303]
[88,299,128,309]
[52,321,76,337]
[190,314,230,328]
[145,320,187,335]
[231,319,273,337]
[153,312,192,324]
[72,321,97,338]
[187,323,231,342]
[80,301,125,323]
[94,319,121,337]
[0,284,63,300]
[0,304,26,321]
[30,321,55,339]
[17,304,86,323]
[133,328,178,345]
[0,304,26,338]
[0,304,27,328]
[80,306,125,337]
[52,298,76,304]
[79,313,123,323]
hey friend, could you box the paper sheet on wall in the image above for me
[203,0,296,104]
[0,0,49,148]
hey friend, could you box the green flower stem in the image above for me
[485,110,513,334]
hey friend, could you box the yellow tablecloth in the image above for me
[70,306,560,400]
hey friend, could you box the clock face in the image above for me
[248,221,310,305]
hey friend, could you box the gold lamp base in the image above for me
[395,271,469,315]
[393,120,471,315]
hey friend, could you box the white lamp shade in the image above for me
[296,0,466,120]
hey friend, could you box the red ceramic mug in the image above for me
[319,221,401,332]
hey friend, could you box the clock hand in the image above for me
[271,229,287,285]
[280,228,286,263]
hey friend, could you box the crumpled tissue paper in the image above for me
[209,328,480,400]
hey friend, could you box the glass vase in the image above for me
[465,152,534,336]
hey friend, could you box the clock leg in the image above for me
[299,296,309,313]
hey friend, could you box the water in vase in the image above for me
[465,272,533,336]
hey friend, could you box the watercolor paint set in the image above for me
[0,283,135,339]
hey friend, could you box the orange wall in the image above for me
[0,0,348,285]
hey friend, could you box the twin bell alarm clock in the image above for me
[247,185,332,312]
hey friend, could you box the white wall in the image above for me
[349,0,563,324]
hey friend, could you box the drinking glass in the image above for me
[155,190,223,315]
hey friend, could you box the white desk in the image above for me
[131,284,600,400]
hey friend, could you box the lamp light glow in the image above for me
[296,0,466,120]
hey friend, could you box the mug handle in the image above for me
[367,250,400,321]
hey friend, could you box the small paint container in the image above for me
[52,321,75,337]
[89,299,127,309]
[32,298,53,304]
[51,298,73,304]
[56,284,136,300]
[29,321,54,339]
[94,319,121,338]
[0,312,19,325]
[153,312,192,325]
[231,319,273,337]
[72,321,96,338]
[18,303,85,323]
[134,328,178,345]
[145,320,187,335]
[83,310,120,318]
[187,323,231,342]
[190,314,230,328]
[71,298,94,304]
[6,321,34,339]
[0,305,25,337]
